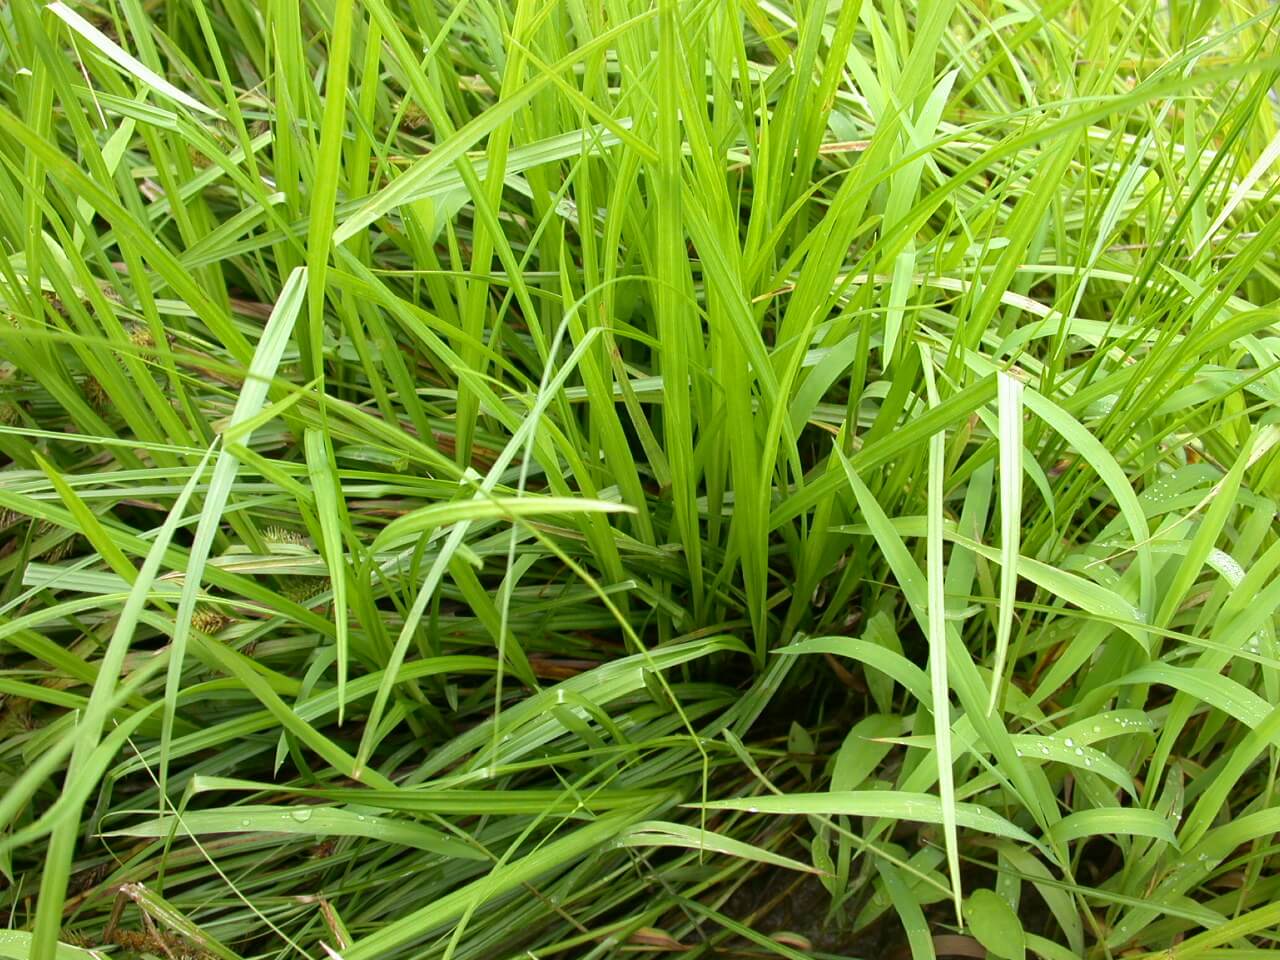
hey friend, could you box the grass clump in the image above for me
[1,0,1280,958]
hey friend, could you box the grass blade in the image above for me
[989,371,1025,714]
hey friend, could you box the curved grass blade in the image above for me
[926,418,963,923]
[693,791,1044,851]
[990,371,1024,714]
[304,428,351,722]
[161,268,307,803]
[105,805,484,859]
[45,2,220,117]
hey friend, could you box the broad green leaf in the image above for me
[964,889,1025,960]
[0,931,106,960]
[832,714,901,791]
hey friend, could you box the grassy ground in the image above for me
[1,0,1279,957]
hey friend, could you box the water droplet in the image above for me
[1064,738,1074,748]
[357,815,366,821]
[1040,745,1050,754]
[1093,725,1102,734]
[240,819,250,827]
[290,808,313,823]
[1075,747,1084,756]
[1084,758,1092,767]
[1015,749,1023,757]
